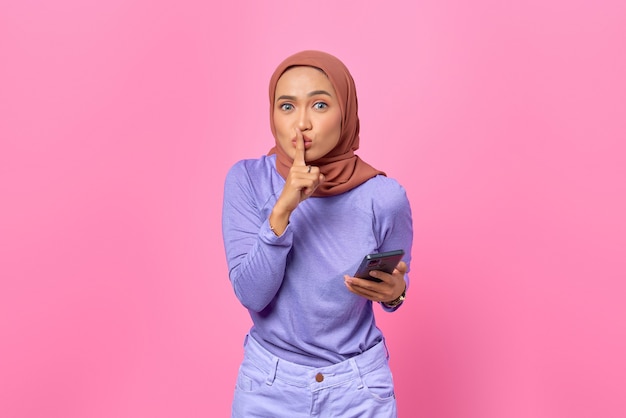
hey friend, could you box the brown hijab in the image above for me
[267,50,385,197]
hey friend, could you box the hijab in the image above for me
[267,50,385,197]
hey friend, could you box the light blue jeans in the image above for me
[231,335,398,417]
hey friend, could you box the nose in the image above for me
[296,108,312,131]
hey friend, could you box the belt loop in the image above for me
[265,356,278,386]
[349,358,364,390]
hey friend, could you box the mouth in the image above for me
[292,136,313,149]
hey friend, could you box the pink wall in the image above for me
[1,1,625,417]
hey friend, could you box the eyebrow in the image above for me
[276,90,332,102]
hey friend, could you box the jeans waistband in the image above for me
[242,334,389,389]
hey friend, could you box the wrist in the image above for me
[269,210,291,236]
[381,284,406,308]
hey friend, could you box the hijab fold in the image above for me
[267,50,385,197]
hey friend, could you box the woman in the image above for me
[222,50,413,417]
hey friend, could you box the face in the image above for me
[273,66,342,162]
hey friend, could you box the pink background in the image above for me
[1,1,625,417]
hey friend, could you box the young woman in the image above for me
[222,50,413,417]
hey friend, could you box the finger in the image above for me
[293,128,306,167]
[395,261,408,275]
[344,278,386,301]
[345,275,380,290]
[367,270,387,282]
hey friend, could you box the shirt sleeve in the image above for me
[373,179,414,312]
[221,161,293,312]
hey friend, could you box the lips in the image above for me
[292,136,313,149]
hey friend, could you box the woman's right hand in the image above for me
[269,128,325,235]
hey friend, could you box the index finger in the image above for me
[293,128,306,167]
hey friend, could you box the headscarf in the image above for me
[267,50,385,197]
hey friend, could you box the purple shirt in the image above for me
[222,155,413,367]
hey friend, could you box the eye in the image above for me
[279,103,294,111]
[313,102,328,110]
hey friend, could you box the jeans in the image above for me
[231,335,398,418]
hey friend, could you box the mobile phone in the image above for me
[353,249,405,282]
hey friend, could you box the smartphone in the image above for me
[353,249,405,282]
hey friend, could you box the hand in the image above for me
[283,127,325,205]
[269,128,325,235]
[344,261,408,304]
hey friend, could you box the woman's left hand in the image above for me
[344,261,408,304]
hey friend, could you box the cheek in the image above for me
[273,115,290,138]
[330,109,342,130]
[329,114,342,140]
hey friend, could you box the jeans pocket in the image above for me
[361,362,395,400]
[235,357,267,393]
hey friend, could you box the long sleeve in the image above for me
[221,158,293,312]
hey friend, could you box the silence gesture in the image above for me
[269,128,325,235]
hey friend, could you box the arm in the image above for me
[222,130,325,312]
[344,180,414,311]
[222,162,293,312]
